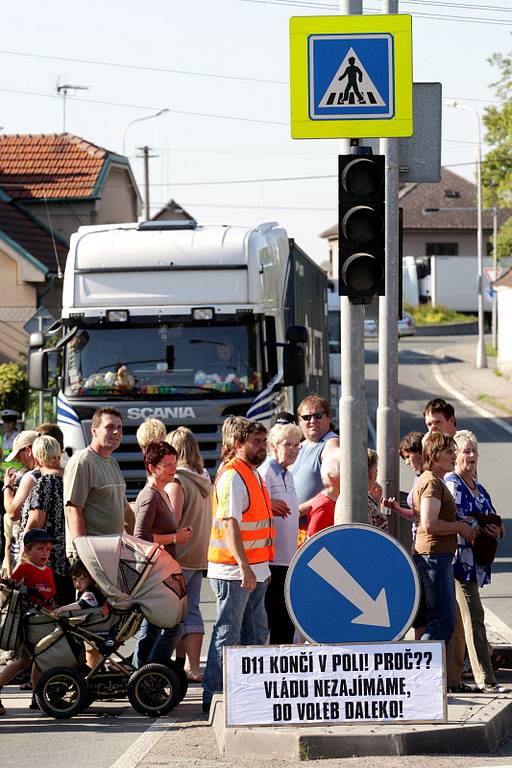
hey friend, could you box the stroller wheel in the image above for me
[35,667,88,719]
[128,663,181,717]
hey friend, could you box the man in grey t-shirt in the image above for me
[64,407,135,544]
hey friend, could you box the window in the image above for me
[425,243,459,256]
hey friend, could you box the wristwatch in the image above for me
[1,485,13,493]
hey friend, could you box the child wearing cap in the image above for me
[0,528,57,715]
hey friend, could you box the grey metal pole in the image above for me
[492,206,498,351]
[376,0,400,518]
[38,316,44,424]
[143,146,150,220]
[475,119,487,369]
[335,0,368,526]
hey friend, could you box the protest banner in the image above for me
[225,642,446,726]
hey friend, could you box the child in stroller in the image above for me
[27,533,188,719]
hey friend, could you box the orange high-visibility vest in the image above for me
[208,457,275,565]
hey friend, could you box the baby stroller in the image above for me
[0,533,188,719]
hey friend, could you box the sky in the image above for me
[1,0,511,266]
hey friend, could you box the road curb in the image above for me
[211,692,512,759]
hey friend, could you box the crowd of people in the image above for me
[0,393,506,717]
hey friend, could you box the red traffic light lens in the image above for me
[341,158,383,197]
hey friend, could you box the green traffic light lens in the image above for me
[341,253,384,291]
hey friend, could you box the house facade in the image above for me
[0,134,141,363]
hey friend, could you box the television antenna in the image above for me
[56,77,89,132]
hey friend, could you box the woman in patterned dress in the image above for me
[445,430,506,693]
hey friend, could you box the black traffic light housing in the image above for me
[338,152,385,304]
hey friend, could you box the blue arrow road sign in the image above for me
[285,524,419,643]
[308,34,394,120]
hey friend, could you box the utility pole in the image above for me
[492,206,498,351]
[376,0,400,520]
[137,146,158,220]
[335,0,368,526]
[56,79,89,132]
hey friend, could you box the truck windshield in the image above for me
[64,323,262,398]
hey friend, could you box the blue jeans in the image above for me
[132,619,185,668]
[413,553,456,644]
[202,578,268,704]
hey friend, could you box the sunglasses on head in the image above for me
[300,411,326,422]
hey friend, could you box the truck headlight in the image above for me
[107,310,129,322]
[192,307,214,321]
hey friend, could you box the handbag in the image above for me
[471,513,501,566]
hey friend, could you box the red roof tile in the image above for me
[0,199,68,273]
[0,133,109,200]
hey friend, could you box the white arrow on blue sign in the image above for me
[285,524,420,643]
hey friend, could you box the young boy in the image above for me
[0,528,57,715]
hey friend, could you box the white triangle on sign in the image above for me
[319,47,385,108]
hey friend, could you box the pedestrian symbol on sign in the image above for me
[319,48,386,108]
[309,33,394,121]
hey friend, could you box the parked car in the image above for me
[398,311,416,337]
[363,312,415,338]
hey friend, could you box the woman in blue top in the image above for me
[445,430,506,693]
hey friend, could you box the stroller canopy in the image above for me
[74,534,187,629]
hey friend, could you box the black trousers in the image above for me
[265,564,295,644]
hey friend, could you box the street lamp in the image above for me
[446,101,487,368]
[121,108,169,155]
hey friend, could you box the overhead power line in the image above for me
[0,86,288,126]
[0,49,287,86]
[238,0,512,24]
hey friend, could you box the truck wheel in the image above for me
[35,667,88,719]
[127,663,181,717]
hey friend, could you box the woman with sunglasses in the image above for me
[290,395,339,521]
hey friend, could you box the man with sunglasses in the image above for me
[291,395,339,517]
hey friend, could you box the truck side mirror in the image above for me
[29,350,48,391]
[286,324,308,344]
[283,344,305,386]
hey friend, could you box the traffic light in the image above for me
[338,153,385,304]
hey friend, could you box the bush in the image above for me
[0,363,29,414]
[404,303,476,326]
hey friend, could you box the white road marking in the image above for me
[432,361,512,437]
[108,718,177,768]
[408,346,512,438]
[484,605,512,645]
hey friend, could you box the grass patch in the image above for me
[486,342,497,357]
[477,393,512,415]
[405,303,476,326]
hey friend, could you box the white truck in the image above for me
[29,219,329,496]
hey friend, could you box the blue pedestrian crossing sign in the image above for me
[311,36,393,119]
[285,525,420,644]
[290,15,413,139]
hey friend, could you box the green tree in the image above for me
[0,363,29,414]
[482,52,512,259]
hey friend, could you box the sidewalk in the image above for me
[433,336,512,418]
